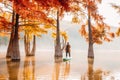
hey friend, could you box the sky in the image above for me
[99,0,120,27]
[64,0,120,27]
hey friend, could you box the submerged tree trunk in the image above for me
[55,10,62,57]
[88,13,94,58]
[61,38,66,52]
[24,34,27,55]
[11,13,20,61]
[6,11,15,58]
[24,33,31,56]
[31,35,36,56]
[24,34,36,56]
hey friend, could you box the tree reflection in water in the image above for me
[52,57,62,80]
[88,58,94,80]
[87,58,106,80]
[6,59,20,80]
[5,56,114,80]
[63,61,70,79]
[23,56,35,80]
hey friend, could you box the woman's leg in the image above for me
[69,52,71,57]
[66,52,68,57]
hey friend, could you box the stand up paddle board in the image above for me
[63,57,72,61]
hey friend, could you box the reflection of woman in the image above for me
[23,56,35,80]
[52,58,62,80]
[6,60,20,80]
[63,61,70,79]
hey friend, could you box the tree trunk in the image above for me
[24,34,27,55]
[24,34,30,56]
[30,35,36,56]
[6,11,15,58]
[55,10,62,57]
[24,34,36,56]
[11,13,20,61]
[88,13,94,58]
[61,38,66,52]
[24,33,31,56]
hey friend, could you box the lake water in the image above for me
[0,50,120,80]
[0,21,120,80]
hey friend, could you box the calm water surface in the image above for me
[0,50,120,80]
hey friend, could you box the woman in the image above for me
[65,42,71,58]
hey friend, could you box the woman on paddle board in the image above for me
[65,42,71,58]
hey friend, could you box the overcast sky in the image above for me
[64,0,120,27]
[98,0,120,27]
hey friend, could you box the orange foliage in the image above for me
[10,0,73,21]
[108,33,115,38]
[21,25,47,41]
[9,0,48,24]
[79,23,114,44]
[79,24,87,37]
[52,31,68,42]
[77,0,115,44]
[0,16,12,32]
[116,27,120,36]
[72,16,80,23]
[61,31,68,41]
[111,3,120,13]
[0,32,10,37]
[0,15,11,37]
